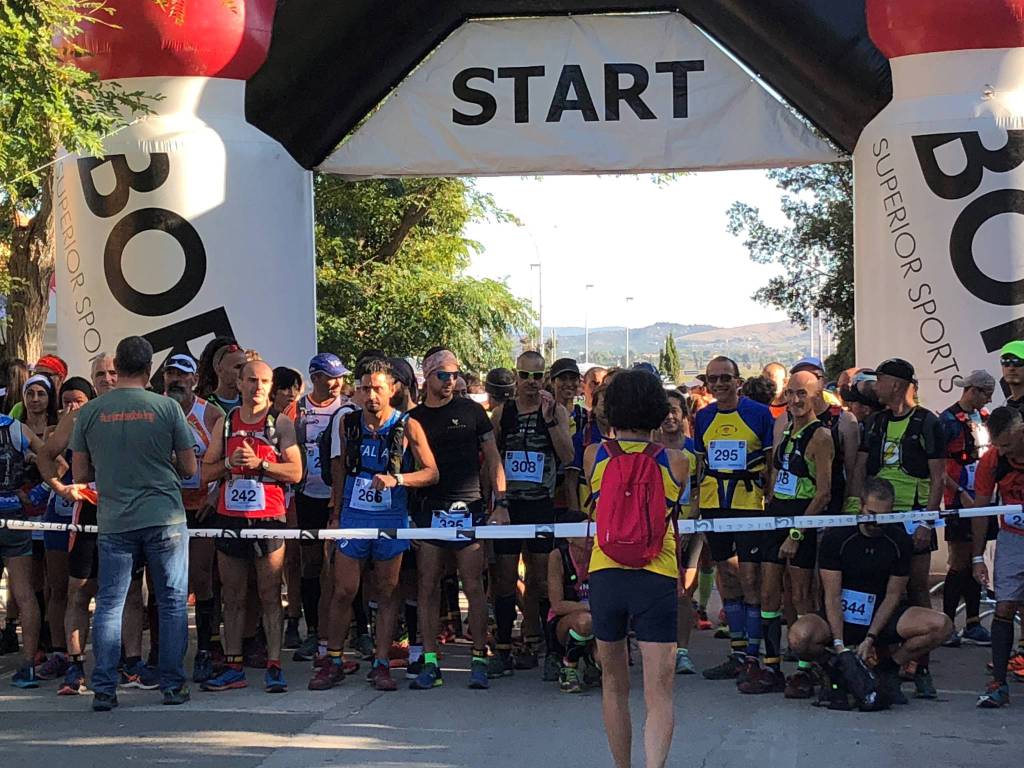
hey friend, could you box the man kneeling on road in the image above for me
[787,477,951,705]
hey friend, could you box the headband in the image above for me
[423,349,459,379]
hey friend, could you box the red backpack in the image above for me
[595,440,675,568]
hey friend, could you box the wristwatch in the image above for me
[260,460,271,473]
[788,528,805,541]
[395,473,405,487]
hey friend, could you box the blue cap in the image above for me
[790,356,824,374]
[632,361,660,377]
[309,353,349,378]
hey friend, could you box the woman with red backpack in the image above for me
[583,369,689,768]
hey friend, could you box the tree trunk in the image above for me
[8,169,54,364]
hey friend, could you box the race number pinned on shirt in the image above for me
[840,588,876,627]
[224,478,266,513]
[431,507,473,529]
[774,458,798,496]
[965,462,978,492]
[351,476,392,512]
[1002,508,1024,531]
[505,451,544,483]
[53,494,76,518]
[181,470,201,490]
[708,440,747,471]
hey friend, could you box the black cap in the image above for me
[549,357,580,378]
[485,367,516,397]
[875,358,917,383]
[388,357,417,391]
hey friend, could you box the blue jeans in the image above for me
[91,523,189,696]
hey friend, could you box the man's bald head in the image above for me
[785,370,821,418]
[239,359,273,408]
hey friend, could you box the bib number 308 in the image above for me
[505,451,544,483]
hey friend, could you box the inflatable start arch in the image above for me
[53,0,1024,405]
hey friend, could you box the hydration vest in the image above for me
[342,409,409,478]
[864,408,931,480]
[0,422,25,493]
[773,420,823,480]
[949,405,988,466]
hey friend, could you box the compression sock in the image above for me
[300,576,321,636]
[564,629,593,666]
[761,610,783,670]
[744,604,763,659]
[797,660,813,671]
[991,616,1014,685]
[698,569,714,610]
[495,594,517,649]
[724,598,746,656]
[195,598,215,652]
[963,571,982,627]
[942,569,963,622]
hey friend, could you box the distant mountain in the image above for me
[549,322,714,354]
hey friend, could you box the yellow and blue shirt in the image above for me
[694,397,775,511]
[588,440,683,579]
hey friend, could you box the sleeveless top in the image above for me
[341,410,409,517]
[182,397,214,511]
[217,408,286,519]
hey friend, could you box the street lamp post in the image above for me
[584,283,594,363]
[530,262,543,360]
[625,296,634,367]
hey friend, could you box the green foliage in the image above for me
[314,175,533,373]
[658,332,680,382]
[726,162,854,373]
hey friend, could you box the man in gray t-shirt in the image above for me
[70,336,197,709]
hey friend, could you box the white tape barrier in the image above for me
[0,505,1018,541]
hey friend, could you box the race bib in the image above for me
[708,440,747,471]
[841,588,876,627]
[224,478,266,513]
[53,494,76,518]
[351,476,392,512]
[965,462,978,492]
[505,451,544,483]
[1003,509,1024,530]
[774,462,798,496]
[181,471,201,490]
[431,508,473,529]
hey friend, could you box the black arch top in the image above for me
[245,1,892,169]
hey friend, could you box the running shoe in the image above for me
[941,630,962,648]
[542,652,561,682]
[406,659,424,680]
[713,624,730,640]
[292,635,318,662]
[58,663,88,696]
[674,649,696,675]
[580,655,602,688]
[559,665,583,693]
[736,657,760,685]
[200,666,247,692]
[913,667,937,699]
[353,633,375,660]
[703,654,744,680]
[92,692,118,711]
[369,662,397,691]
[738,665,785,694]
[977,680,1010,708]
[486,652,513,679]
[409,662,443,690]
[696,608,713,632]
[512,643,538,670]
[264,666,288,693]
[162,686,191,705]
[991,653,1024,675]
[36,652,69,680]
[11,663,39,689]
[308,662,345,691]
[469,657,490,689]
[192,650,214,683]
[283,620,302,651]
[961,623,992,646]
[878,670,908,705]
[784,669,815,699]
[120,660,160,690]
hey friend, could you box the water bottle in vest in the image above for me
[0,423,25,493]
[595,441,670,568]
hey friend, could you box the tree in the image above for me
[726,162,853,377]
[314,174,533,372]
[659,332,680,383]
[0,2,151,360]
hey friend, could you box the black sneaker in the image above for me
[162,686,191,705]
[878,670,909,705]
[92,692,119,712]
[703,654,744,680]
[192,650,214,683]
[292,635,318,662]
[513,644,538,670]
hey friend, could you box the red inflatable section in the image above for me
[868,0,1024,58]
[73,0,275,80]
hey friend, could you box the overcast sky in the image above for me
[464,170,791,330]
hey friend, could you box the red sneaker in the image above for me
[369,663,397,691]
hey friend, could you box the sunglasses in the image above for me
[435,371,460,383]
[517,370,545,381]
[706,374,735,384]
[1001,356,1024,368]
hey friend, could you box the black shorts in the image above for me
[214,514,287,560]
[414,498,486,551]
[678,533,703,572]
[701,508,766,564]
[67,502,143,581]
[295,492,331,537]
[944,514,999,544]
[494,498,558,555]
[186,506,216,530]
[590,568,677,643]
[912,525,939,555]
[840,603,909,647]
[763,498,817,569]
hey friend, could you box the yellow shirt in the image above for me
[587,440,682,579]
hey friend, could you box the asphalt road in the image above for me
[0,625,1016,768]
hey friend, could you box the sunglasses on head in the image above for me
[706,373,735,384]
[1001,356,1024,368]
[434,371,460,383]
[517,370,545,381]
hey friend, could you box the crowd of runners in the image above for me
[0,336,1022,741]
